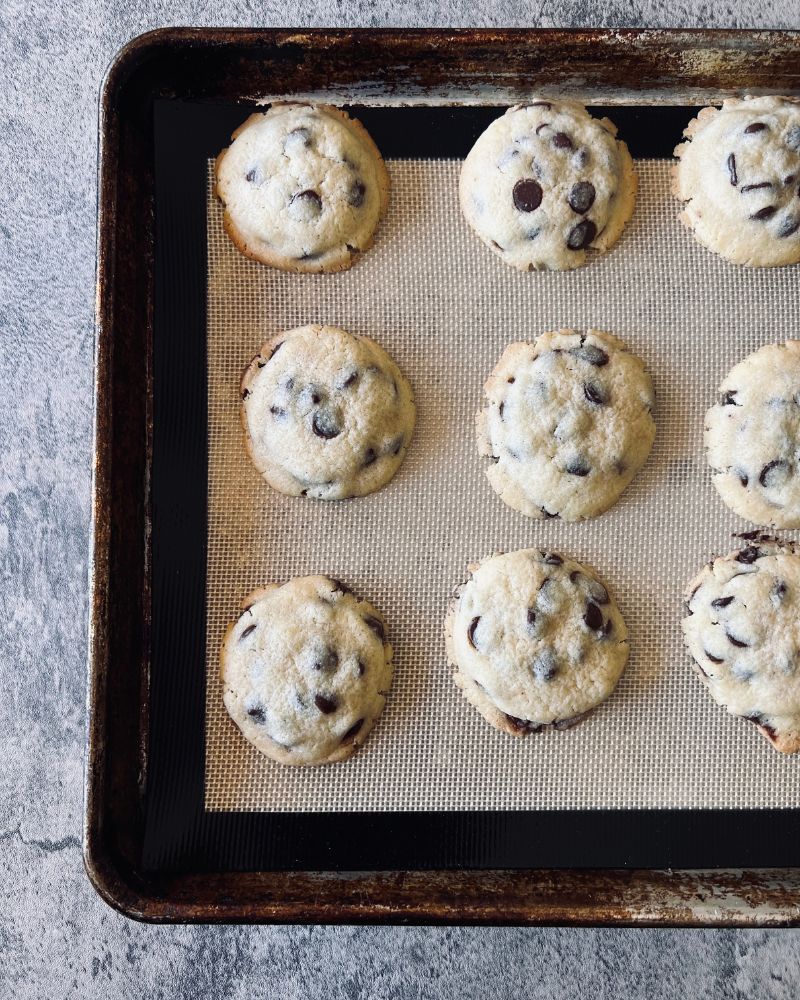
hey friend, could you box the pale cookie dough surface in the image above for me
[683,538,800,754]
[459,100,637,271]
[444,548,629,736]
[476,329,655,521]
[221,576,393,766]
[241,324,415,500]
[705,341,800,529]
[674,96,800,267]
[215,103,390,272]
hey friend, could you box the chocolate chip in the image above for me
[778,216,800,238]
[314,694,338,714]
[314,647,339,673]
[290,189,322,216]
[740,181,773,192]
[737,471,749,487]
[750,205,778,220]
[269,342,284,360]
[725,630,749,648]
[773,580,788,601]
[543,553,563,565]
[505,714,544,734]
[257,360,266,369]
[787,126,800,152]
[363,447,377,467]
[568,181,596,214]
[737,546,761,563]
[531,650,559,682]
[330,578,352,595]
[490,240,504,252]
[720,390,738,406]
[552,131,573,149]
[744,122,768,133]
[566,219,597,250]
[467,616,481,650]
[727,153,738,186]
[347,180,366,208]
[498,401,505,419]
[285,126,312,149]
[245,167,260,183]
[363,615,385,642]
[601,619,613,638]
[571,344,609,367]
[388,436,404,456]
[357,659,366,676]
[584,381,608,406]
[247,705,266,724]
[583,601,604,631]
[759,459,791,488]
[528,101,552,108]
[241,388,250,400]
[565,458,590,477]
[535,122,550,135]
[507,376,516,384]
[340,718,364,745]
[786,175,797,186]
[711,595,734,608]
[540,507,559,519]
[526,608,537,629]
[269,405,286,418]
[340,370,359,389]
[240,624,257,641]
[705,650,724,664]
[572,148,589,169]
[512,178,543,212]
[312,410,341,439]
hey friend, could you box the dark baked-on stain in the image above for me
[744,713,777,740]
[340,718,364,745]
[241,388,251,400]
[314,694,338,714]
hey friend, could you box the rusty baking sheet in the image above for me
[86,27,800,925]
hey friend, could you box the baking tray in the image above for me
[86,27,800,924]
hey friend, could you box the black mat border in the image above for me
[144,98,800,873]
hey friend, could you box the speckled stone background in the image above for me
[3,3,800,997]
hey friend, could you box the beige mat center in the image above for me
[205,158,799,812]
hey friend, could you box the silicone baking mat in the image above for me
[204,158,799,812]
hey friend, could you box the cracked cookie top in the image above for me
[215,104,390,273]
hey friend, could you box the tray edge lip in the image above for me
[85,24,800,926]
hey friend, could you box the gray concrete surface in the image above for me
[2,2,800,997]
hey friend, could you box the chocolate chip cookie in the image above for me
[476,329,655,521]
[241,324,415,500]
[445,548,629,736]
[459,100,637,271]
[221,575,393,765]
[215,103,390,272]
[673,96,800,267]
[705,341,800,528]
[683,538,800,754]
